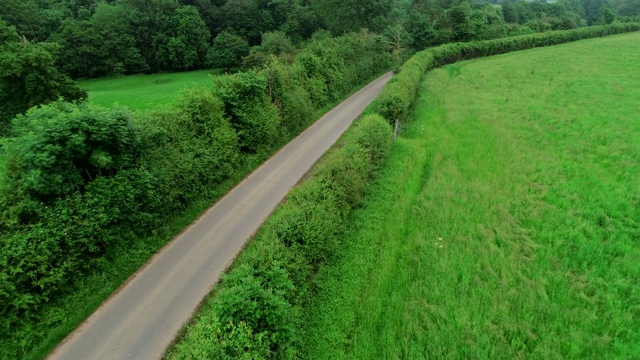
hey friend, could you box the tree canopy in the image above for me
[0,0,630,83]
[0,19,86,135]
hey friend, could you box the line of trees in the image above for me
[1,0,638,81]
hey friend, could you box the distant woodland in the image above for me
[2,0,638,80]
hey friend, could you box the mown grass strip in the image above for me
[77,69,224,111]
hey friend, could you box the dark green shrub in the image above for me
[213,264,298,357]
[214,71,281,153]
[2,103,140,215]
[352,114,393,170]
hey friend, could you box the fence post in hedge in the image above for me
[393,118,400,142]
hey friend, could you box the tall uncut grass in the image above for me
[303,32,640,359]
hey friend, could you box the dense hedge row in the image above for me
[377,22,640,124]
[0,31,392,355]
[171,23,639,359]
[168,114,392,359]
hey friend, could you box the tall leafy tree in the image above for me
[90,2,148,75]
[121,0,181,71]
[0,19,87,135]
[0,0,50,40]
[159,5,211,70]
[406,11,438,50]
[49,19,102,77]
[181,0,223,34]
[221,0,276,45]
[581,0,607,23]
[315,0,394,34]
[207,31,250,71]
[447,4,474,41]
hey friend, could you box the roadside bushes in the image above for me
[377,22,640,124]
[214,72,282,153]
[0,30,393,356]
[169,114,393,359]
[137,88,239,211]
[1,103,144,226]
[170,24,640,359]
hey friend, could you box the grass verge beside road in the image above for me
[303,33,640,359]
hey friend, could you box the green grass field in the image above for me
[77,69,222,111]
[303,33,640,359]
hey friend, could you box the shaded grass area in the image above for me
[303,33,640,359]
[77,69,224,111]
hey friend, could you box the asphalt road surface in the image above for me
[47,72,392,360]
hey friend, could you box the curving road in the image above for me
[47,72,392,360]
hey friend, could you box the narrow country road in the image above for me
[47,72,392,360]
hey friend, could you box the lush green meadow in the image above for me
[78,69,222,111]
[304,33,640,359]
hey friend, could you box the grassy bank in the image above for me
[77,69,224,111]
[303,32,640,359]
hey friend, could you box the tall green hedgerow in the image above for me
[169,114,393,359]
[0,30,393,358]
[376,23,640,124]
[170,23,640,359]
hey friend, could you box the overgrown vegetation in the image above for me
[0,31,391,360]
[304,32,640,359]
[1,0,638,357]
